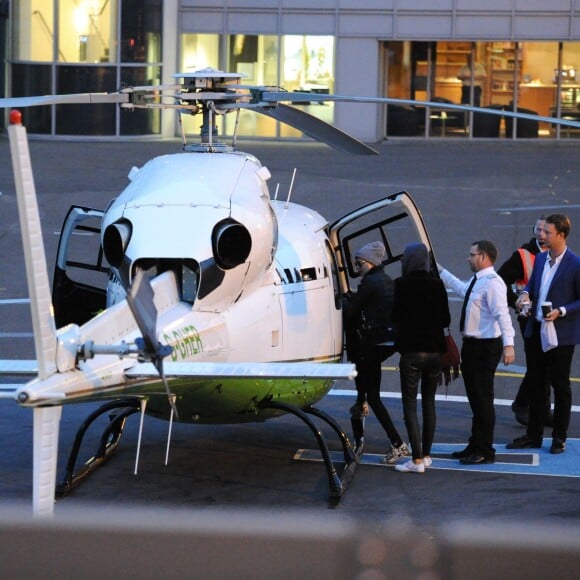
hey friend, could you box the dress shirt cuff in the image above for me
[559,306,567,318]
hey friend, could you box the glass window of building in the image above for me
[178,34,334,141]
[278,35,334,139]
[385,40,580,139]
[179,34,221,138]
[58,0,117,63]
[121,0,162,63]
[11,0,162,136]
[13,1,54,61]
[225,35,279,138]
[120,65,162,135]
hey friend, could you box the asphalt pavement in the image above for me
[1,135,580,577]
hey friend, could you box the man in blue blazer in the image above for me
[507,214,580,454]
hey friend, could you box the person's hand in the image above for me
[503,345,515,365]
[515,292,531,314]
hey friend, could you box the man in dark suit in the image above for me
[497,217,551,426]
[507,214,580,454]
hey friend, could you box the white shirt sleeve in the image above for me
[439,268,470,298]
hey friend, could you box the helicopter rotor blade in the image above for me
[261,91,580,131]
[0,92,130,109]
[254,103,378,156]
[119,267,178,419]
[124,267,159,357]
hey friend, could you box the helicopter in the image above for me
[2,68,578,517]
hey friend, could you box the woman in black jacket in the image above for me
[392,243,451,473]
[343,241,409,463]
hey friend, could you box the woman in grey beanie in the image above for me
[343,241,410,463]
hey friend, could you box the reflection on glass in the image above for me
[121,0,162,63]
[56,66,116,134]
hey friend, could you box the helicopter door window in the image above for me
[133,259,200,305]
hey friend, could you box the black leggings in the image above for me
[399,352,441,459]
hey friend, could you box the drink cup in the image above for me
[541,301,553,318]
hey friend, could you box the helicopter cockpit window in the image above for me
[300,267,317,281]
[133,259,200,304]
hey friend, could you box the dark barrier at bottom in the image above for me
[1,504,579,579]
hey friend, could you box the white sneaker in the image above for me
[382,442,411,464]
[423,456,432,468]
[395,459,425,473]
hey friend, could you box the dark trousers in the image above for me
[513,316,551,412]
[460,337,503,457]
[525,324,575,441]
[399,352,441,460]
[354,344,403,446]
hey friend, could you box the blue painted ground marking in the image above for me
[295,439,580,478]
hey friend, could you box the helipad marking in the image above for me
[295,439,580,478]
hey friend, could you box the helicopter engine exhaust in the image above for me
[212,219,252,269]
[103,219,133,268]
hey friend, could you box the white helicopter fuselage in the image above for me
[19,152,344,423]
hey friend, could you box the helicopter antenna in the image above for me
[285,168,297,209]
[177,110,187,147]
[134,399,147,475]
[164,394,177,466]
[232,108,241,149]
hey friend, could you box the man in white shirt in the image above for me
[439,240,515,464]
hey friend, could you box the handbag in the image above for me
[439,328,460,387]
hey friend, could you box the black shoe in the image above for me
[459,454,495,465]
[506,435,542,449]
[451,446,473,459]
[550,438,566,454]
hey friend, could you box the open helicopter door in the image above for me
[52,205,109,328]
[328,191,435,295]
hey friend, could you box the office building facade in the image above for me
[4,1,580,140]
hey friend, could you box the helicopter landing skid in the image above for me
[259,400,358,503]
[56,398,142,497]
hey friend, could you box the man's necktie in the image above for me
[459,275,477,332]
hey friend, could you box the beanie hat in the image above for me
[355,241,385,267]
